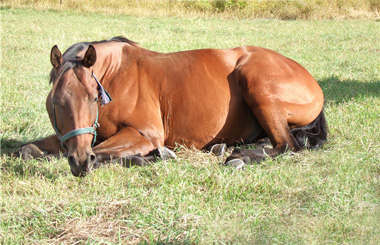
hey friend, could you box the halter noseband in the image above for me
[52,72,112,149]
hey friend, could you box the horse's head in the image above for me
[48,44,110,177]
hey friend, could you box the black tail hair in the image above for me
[291,109,328,150]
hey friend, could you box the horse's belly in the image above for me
[164,94,262,149]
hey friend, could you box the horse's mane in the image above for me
[49,36,136,84]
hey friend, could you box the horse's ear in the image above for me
[50,45,62,68]
[82,45,96,68]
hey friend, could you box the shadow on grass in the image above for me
[1,138,27,154]
[319,76,380,104]
[1,156,67,180]
[1,139,67,180]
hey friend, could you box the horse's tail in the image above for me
[291,109,328,150]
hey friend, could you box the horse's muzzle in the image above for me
[68,152,97,177]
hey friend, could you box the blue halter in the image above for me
[52,72,112,149]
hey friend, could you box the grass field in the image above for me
[1,6,380,244]
[3,0,380,20]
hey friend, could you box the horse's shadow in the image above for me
[318,76,380,104]
[1,138,27,154]
[1,138,68,180]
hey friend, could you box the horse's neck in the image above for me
[93,45,155,87]
[96,44,146,81]
[91,50,120,87]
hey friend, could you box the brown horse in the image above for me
[19,36,327,176]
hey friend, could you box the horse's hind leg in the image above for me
[225,50,325,168]
[225,100,301,165]
[225,106,300,166]
[225,76,302,166]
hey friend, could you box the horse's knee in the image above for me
[144,146,177,162]
[157,147,177,160]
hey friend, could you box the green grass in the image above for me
[2,0,380,20]
[1,7,380,244]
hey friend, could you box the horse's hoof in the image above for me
[209,143,226,156]
[18,144,44,160]
[225,158,245,170]
[256,137,273,149]
[158,147,177,160]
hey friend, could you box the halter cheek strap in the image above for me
[52,72,112,149]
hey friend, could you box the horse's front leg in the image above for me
[93,127,176,167]
[17,135,64,160]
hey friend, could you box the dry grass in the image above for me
[2,0,380,20]
[49,199,203,244]
[49,201,145,244]
[48,148,218,244]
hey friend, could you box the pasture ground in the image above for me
[1,7,380,244]
[3,0,380,20]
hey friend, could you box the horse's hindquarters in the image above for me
[237,49,324,129]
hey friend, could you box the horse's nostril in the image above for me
[87,153,97,169]
[90,154,96,163]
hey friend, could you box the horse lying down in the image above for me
[18,36,327,177]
